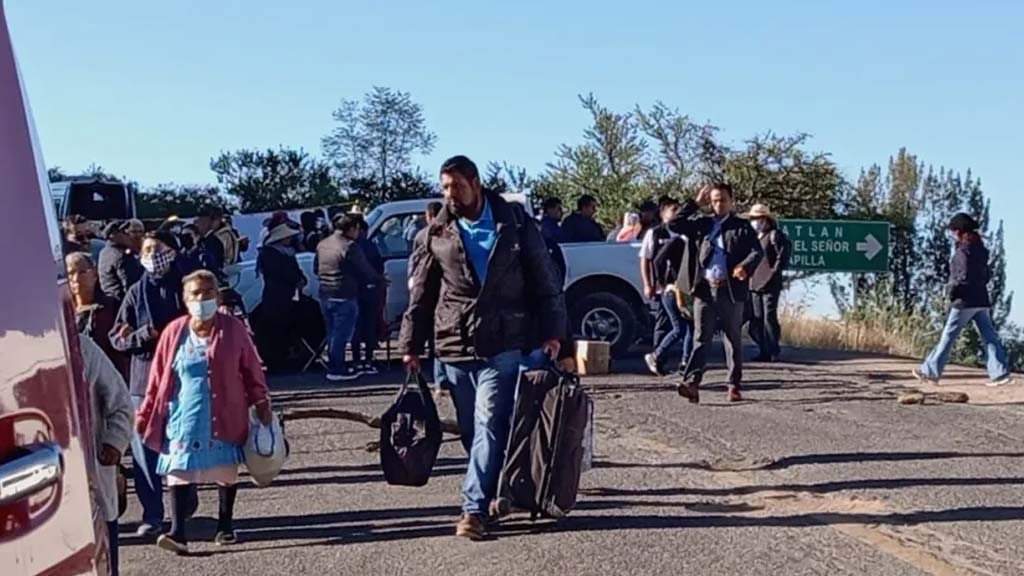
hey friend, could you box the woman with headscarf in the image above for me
[136,270,272,554]
[110,231,186,537]
[254,223,307,371]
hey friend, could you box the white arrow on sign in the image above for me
[856,234,883,261]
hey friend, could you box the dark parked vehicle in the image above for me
[0,4,110,574]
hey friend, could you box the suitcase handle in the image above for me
[522,355,582,390]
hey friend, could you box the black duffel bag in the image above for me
[380,372,443,487]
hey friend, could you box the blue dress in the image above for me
[156,329,244,477]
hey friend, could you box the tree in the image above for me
[322,86,437,204]
[47,166,69,182]
[634,102,721,191]
[483,162,533,196]
[136,183,236,219]
[881,148,923,311]
[546,94,652,229]
[843,165,883,219]
[722,132,843,219]
[346,170,437,208]
[210,147,343,213]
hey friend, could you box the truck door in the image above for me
[0,6,106,574]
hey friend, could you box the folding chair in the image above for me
[300,337,328,372]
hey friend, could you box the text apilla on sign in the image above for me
[778,219,890,273]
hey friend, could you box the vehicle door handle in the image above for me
[0,443,63,506]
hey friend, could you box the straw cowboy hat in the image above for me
[745,203,776,221]
[264,222,301,245]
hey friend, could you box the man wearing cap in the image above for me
[914,213,1015,387]
[98,219,144,303]
[746,203,790,362]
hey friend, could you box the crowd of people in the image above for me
[536,186,794,394]
[62,207,272,568]
[61,154,1016,565]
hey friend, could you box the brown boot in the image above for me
[455,513,486,541]
[676,381,700,404]
[727,386,743,402]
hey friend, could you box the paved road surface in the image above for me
[119,348,1024,576]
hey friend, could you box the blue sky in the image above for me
[8,1,1023,323]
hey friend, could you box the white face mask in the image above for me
[187,298,218,321]
[751,220,765,232]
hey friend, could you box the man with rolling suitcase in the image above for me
[399,155,567,540]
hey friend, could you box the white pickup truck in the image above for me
[229,197,650,354]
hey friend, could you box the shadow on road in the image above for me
[591,451,1024,473]
[584,476,1024,498]
[551,505,1024,532]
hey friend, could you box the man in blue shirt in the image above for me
[400,156,566,541]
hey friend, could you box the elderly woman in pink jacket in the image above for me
[136,269,272,554]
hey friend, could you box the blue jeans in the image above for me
[653,291,694,370]
[130,395,164,527]
[439,350,522,516]
[920,307,1010,380]
[321,299,359,375]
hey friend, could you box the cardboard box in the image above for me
[576,340,610,375]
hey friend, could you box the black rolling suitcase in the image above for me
[494,366,592,520]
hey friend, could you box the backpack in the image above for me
[379,372,443,487]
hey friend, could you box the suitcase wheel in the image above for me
[491,497,512,519]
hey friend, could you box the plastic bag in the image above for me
[581,397,595,473]
[243,410,288,487]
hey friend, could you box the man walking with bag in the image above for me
[400,155,566,540]
[669,183,763,403]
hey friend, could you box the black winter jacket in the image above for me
[949,236,991,309]
[315,231,380,301]
[258,247,307,312]
[399,192,567,361]
[98,241,143,303]
[669,200,764,302]
[109,270,185,396]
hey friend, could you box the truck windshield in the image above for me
[365,206,383,230]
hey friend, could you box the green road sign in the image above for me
[778,219,890,273]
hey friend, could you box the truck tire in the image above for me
[570,291,637,356]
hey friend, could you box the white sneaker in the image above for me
[987,375,1016,387]
[911,369,939,384]
[644,353,662,376]
[156,534,188,555]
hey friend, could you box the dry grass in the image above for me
[781,312,933,358]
